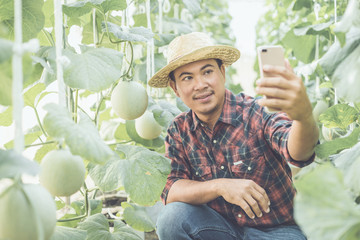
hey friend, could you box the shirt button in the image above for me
[220,165,225,170]
[195,171,199,175]
[238,214,242,218]
[213,139,217,144]
[247,166,252,171]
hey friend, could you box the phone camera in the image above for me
[262,49,267,53]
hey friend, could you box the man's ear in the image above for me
[169,80,180,97]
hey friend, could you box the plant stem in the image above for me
[25,141,56,148]
[34,107,48,137]
[57,183,91,223]
[41,29,55,46]
[74,89,79,123]
[94,94,105,126]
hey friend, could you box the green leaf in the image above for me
[100,0,127,13]
[183,0,202,15]
[63,47,123,92]
[334,142,360,196]
[125,120,164,149]
[0,60,12,106]
[77,213,142,240]
[319,81,332,89]
[282,29,316,63]
[293,21,333,37]
[24,83,46,108]
[334,0,360,33]
[154,34,177,47]
[121,202,155,232]
[71,199,102,216]
[63,0,127,17]
[0,106,12,126]
[162,17,192,34]
[4,126,42,149]
[63,1,93,18]
[43,103,114,164]
[104,22,154,42]
[319,104,358,129]
[315,127,360,159]
[50,226,87,240]
[115,144,170,206]
[114,123,131,141]
[319,28,360,78]
[176,97,189,112]
[0,0,45,41]
[87,155,125,192]
[294,163,360,240]
[34,140,57,163]
[332,44,360,102]
[0,149,39,178]
[0,38,12,63]
[56,200,65,210]
[292,0,312,10]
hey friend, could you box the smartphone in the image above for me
[257,45,285,112]
[257,45,285,78]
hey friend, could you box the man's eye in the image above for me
[182,76,192,81]
[204,69,213,75]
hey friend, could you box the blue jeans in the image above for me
[156,202,307,240]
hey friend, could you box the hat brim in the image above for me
[148,45,240,88]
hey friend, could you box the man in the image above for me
[148,32,319,240]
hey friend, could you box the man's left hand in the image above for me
[255,60,313,122]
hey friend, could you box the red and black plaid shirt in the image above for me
[162,89,314,227]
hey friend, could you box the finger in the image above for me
[284,59,293,72]
[263,64,293,80]
[257,97,289,111]
[252,184,271,207]
[237,199,256,219]
[244,194,263,218]
[255,85,288,99]
[251,188,271,214]
[256,77,292,90]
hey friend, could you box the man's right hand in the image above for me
[215,178,271,219]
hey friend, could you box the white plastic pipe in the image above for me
[54,0,66,107]
[12,0,24,153]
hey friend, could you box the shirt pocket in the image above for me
[190,164,213,181]
[187,148,213,181]
[226,146,271,187]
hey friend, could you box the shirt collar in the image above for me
[189,89,238,131]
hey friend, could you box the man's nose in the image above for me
[193,75,208,90]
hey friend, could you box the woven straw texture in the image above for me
[148,32,240,88]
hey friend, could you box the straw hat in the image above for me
[148,32,241,88]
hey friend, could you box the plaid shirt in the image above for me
[162,89,314,227]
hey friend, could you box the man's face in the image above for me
[169,59,226,119]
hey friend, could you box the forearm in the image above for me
[166,178,223,205]
[288,115,319,161]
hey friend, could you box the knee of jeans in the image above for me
[156,202,193,236]
[156,202,190,227]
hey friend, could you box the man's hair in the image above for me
[169,58,223,82]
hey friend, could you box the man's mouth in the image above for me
[193,91,214,101]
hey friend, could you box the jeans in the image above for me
[156,202,307,240]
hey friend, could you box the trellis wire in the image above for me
[12,0,24,153]
[334,0,338,105]
[314,3,321,99]
[54,0,66,107]
[146,0,155,94]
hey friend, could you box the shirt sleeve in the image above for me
[161,122,192,204]
[262,111,315,168]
